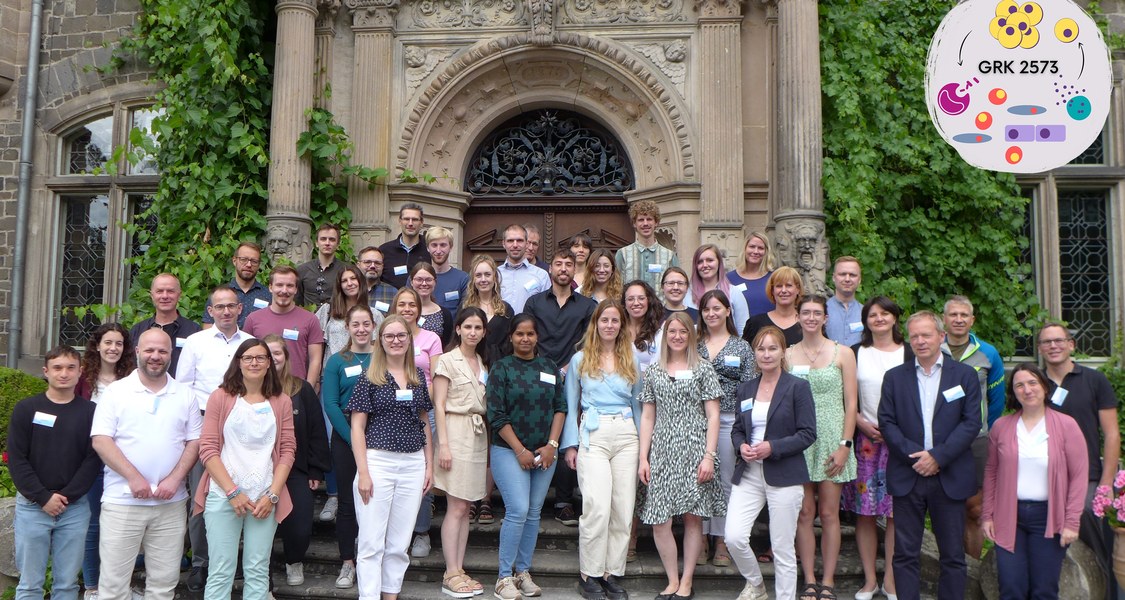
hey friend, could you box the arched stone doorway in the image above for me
[461,109,635,266]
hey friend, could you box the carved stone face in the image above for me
[792,223,820,269]
[664,40,686,63]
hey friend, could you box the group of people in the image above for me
[6,199,1120,600]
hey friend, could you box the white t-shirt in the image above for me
[91,371,203,506]
[176,328,254,411]
[856,345,905,424]
[216,397,276,501]
[1016,417,1050,501]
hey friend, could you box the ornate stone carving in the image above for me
[700,228,742,260]
[265,221,312,265]
[694,0,741,18]
[406,0,525,29]
[559,0,687,24]
[404,46,458,98]
[627,40,687,93]
[775,217,829,296]
[526,0,555,45]
[277,0,319,13]
[346,0,400,28]
[655,226,677,251]
[316,0,342,29]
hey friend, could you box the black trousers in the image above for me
[331,432,359,561]
[892,476,967,600]
[278,470,314,565]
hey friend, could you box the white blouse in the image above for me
[856,345,904,424]
[217,397,277,501]
[1016,417,1049,501]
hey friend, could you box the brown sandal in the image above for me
[459,569,484,595]
[799,583,820,600]
[442,573,475,598]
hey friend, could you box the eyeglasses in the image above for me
[412,277,435,285]
[240,355,270,364]
[234,257,261,266]
[1038,337,1072,347]
[663,281,687,288]
[359,260,382,266]
[382,333,409,342]
[212,303,240,312]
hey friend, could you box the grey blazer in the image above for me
[730,371,817,488]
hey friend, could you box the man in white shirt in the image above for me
[91,329,202,600]
[175,286,255,591]
[496,223,549,313]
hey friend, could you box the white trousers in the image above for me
[98,500,187,600]
[576,415,639,578]
[704,411,736,536]
[354,449,425,600]
[724,462,804,600]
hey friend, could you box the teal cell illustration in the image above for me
[1067,96,1091,120]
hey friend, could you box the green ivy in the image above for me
[820,0,1046,355]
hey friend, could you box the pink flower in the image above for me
[1115,470,1125,490]
[1092,490,1112,517]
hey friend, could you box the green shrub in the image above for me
[0,366,48,452]
[1098,327,1125,461]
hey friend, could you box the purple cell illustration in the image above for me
[1035,125,1066,141]
[1005,124,1034,141]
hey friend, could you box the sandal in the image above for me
[757,549,774,563]
[468,502,478,523]
[817,585,837,600]
[478,503,495,525]
[799,583,820,600]
[442,573,475,599]
[626,548,637,562]
[459,570,484,596]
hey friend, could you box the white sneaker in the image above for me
[335,562,356,589]
[411,533,432,558]
[319,496,339,521]
[84,590,99,600]
[513,571,541,597]
[494,577,522,600]
[286,562,304,586]
[130,587,144,600]
[737,581,769,600]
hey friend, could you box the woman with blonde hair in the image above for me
[742,266,803,347]
[460,254,514,366]
[579,248,623,303]
[562,300,642,599]
[727,232,776,317]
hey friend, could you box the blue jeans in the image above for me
[491,445,557,578]
[995,500,1067,600]
[15,493,90,600]
[83,473,104,588]
[203,492,279,600]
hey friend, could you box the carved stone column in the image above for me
[315,0,341,107]
[773,0,827,292]
[266,0,318,264]
[696,0,745,260]
[345,0,399,251]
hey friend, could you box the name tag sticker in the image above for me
[622,407,633,419]
[254,404,271,415]
[175,337,187,348]
[417,317,426,327]
[674,369,693,380]
[374,301,390,313]
[647,263,664,273]
[393,265,408,276]
[731,283,747,294]
[943,385,966,403]
[32,411,57,428]
[253,298,269,309]
[540,372,557,385]
[523,279,538,292]
[723,355,741,368]
[344,365,362,378]
[791,365,810,377]
[444,291,460,301]
[1051,387,1068,406]
[395,389,413,402]
[414,346,422,356]
[849,321,864,333]
[478,369,488,385]
[740,398,754,413]
[283,328,299,341]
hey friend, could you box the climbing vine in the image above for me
[820,0,1047,355]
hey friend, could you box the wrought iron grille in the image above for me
[466,110,633,196]
[1058,189,1112,355]
[65,115,112,174]
[1069,131,1105,165]
[59,195,109,346]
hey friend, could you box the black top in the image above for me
[742,312,802,347]
[347,368,433,453]
[129,314,202,377]
[290,380,331,480]
[420,306,455,348]
[523,288,597,368]
[664,306,699,324]
[1046,363,1119,481]
[296,258,354,307]
[378,235,433,289]
[487,355,567,449]
[7,393,101,505]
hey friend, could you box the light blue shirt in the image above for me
[498,259,550,313]
[561,351,643,449]
[826,295,863,346]
[916,356,944,450]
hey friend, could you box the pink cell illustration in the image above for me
[937,82,970,115]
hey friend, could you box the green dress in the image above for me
[792,343,857,483]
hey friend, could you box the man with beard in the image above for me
[202,242,272,329]
[92,330,202,600]
[523,248,596,527]
[426,226,469,313]
[497,223,549,313]
[176,286,256,591]
[129,273,201,376]
[358,246,397,316]
[297,223,352,307]
[244,266,326,384]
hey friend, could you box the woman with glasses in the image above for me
[194,339,296,600]
[348,316,434,600]
[660,267,698,323]
[410,262,454,347]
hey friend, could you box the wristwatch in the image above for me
[547,439,559,449]
[839,440,853,448]
[267,492,280,504]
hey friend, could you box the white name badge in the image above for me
[253,298,269,309]
[523,279,538,292]
[622,407,633,419]
[791,365,810,377]
[943,385,966,403]
[283,328,299,341]
[394,265,408,276]
[647,263,664,274]
[731,283,747,294]
[540,372,557,385]
[723,355,741,368]
[32,411,57,428]
[849,322,864,333]
[395,389,413,402]
[418,317,426,327]
[374,301,390,313]
[674,369,693,380]
[414,346,422,356]
[175,337,187,348]
[344,364,362,378]
[1051,387,1068,406]
[254,404,272,415]
[740,398,754,413]
[444,291,460,302]
[478,369,488,385]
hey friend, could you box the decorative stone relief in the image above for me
[775,217,829,296]
[694,0,740,18]
[405,0,526,29]
[701,228,742,260]
[526,0,555,45]
[404,46,458,99]
[559,0,687,24]
[265,222,312,266]
[346,0,400,28]
[626,40,686,93]
[316,0,342,29]
[655,226,677,252]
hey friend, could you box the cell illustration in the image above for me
[1055,17,1079,42]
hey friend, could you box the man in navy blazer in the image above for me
[878,311,982,600]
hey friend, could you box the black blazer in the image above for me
[878,354,981,500]
[731,371,817,487]
[292,380,332,480]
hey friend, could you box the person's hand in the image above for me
[423,463,434,495]
[639,459,651,485]
[752,441,773,461]
[535,445,557,470]
[565,447,578,470]
[308,479,320,490]
[739,442,754,462]
[1060,528,1079,547]
[153,474,181,500]
[251,495,274,519]
[516,448,536,470]
[857,419,881,443]
[42,493,68,517]
[981,520,995,543]
[127,475,153,500]
[356,472,374,505]
[909,450,940,476]
[438,443,453,471]
[228,492,254,517]
[697,454,715,483]
[825,447,849,478]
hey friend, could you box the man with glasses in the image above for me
[297,223,353,307]
[175,287,255,592]
[497,223,549,313]
[129,273,201,376]
[524,223,548,270]
[202,242,271,329]
[378,203,431,289]
[1038,321,1120,599]
[358,246,397,316]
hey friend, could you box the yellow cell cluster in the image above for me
[989,0,1043,49]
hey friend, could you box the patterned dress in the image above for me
[792,344,857,483]
[638,361,728,524]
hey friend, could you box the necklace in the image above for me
[800,338,827,365]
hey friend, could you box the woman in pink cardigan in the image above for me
[981,363,1087,600]
[194,339,297,600]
